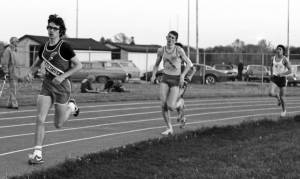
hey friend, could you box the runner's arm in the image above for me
[281,58,292,76]
[29,57,43,75]
[60,56,82,79]
[151,48,163,81]
[270,61,273,76]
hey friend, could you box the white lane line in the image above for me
[0,101,297,129]
[2,98,300,121]
[0,101,160,115]
[0,105,158,121]
[1,105,300,140]
[1,109,300,157]
[0,96,297,115]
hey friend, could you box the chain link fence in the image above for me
[15,49,300,83]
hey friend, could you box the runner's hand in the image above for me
[179,75,185,88]
[52,76,65,85]
[24,72,34,82]
[150,75,156,84]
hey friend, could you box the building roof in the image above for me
[106,42,161,53]
[19,35,111,51]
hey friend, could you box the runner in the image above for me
[151,31,192,135]
[24,14,82,164]
[175,42,196,128]
[269,44,291,117]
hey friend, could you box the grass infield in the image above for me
[11,117,300,178]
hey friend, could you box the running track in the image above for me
[1,96,300,178]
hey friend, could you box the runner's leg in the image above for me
[279,87,287,116]
[54,102,74,128]
[269,82,281,105]
[28,95,52,164]
[160,82,173,135]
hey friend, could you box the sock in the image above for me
[68,102,76,112]
[33,146,42,157]
[176,99,184,109]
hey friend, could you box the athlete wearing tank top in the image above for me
[272,56,288,76]
[161,46,182,76]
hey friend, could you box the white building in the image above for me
[105,42,161,73]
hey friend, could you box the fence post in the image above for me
[261,53,265,95]
[203,51,206,85]
[145,47,149,83]
[261,53,263,86]
[88,46,91,62]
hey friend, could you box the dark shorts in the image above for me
[271,75,287,88]
[40,78,71,104]
[161,74,180,88]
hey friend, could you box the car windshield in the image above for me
[206,66,213,70]
[215,65,232,70]
[120,62,136,67]
[82,63,92,69]
[249,66,265,71]
[92,62,105,68]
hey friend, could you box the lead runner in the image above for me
[151,31,192,135]
[25,14,82,164]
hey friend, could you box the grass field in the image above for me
[5,80,300,178]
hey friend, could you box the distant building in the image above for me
[105,42,161,73]
[18,35,112,67]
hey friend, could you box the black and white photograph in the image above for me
[0,0,300,178]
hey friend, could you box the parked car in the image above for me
[212,64,237,81]
[287,64,300,86]
[231,64,238,74]
[244,65,270,82]
[117,60,141,79]
[191,64,229,85]
[141,64,229,85]
[71,61,128,83]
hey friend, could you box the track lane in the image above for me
[1,97,300,177]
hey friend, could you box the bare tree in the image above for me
[257,39,273,53]
[112,33,133,44]
[232,39,245,52]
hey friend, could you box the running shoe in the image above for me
[28,154,44,165]
[69,98,80,117]
[7,106,19,110]
[280,110,286,117]
[161,128,174,135]
[179,117,187,129]
[177,104,185,123]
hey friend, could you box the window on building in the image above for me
[29,45,40,66]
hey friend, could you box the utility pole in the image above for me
[187,0,190,58]
[76,0,79,38]
[287,0,290,59]
[196,0,199,64]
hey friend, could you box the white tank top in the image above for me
[272,56,287,76]
[162,46,182,75]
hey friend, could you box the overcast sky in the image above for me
[0,0,299,48]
